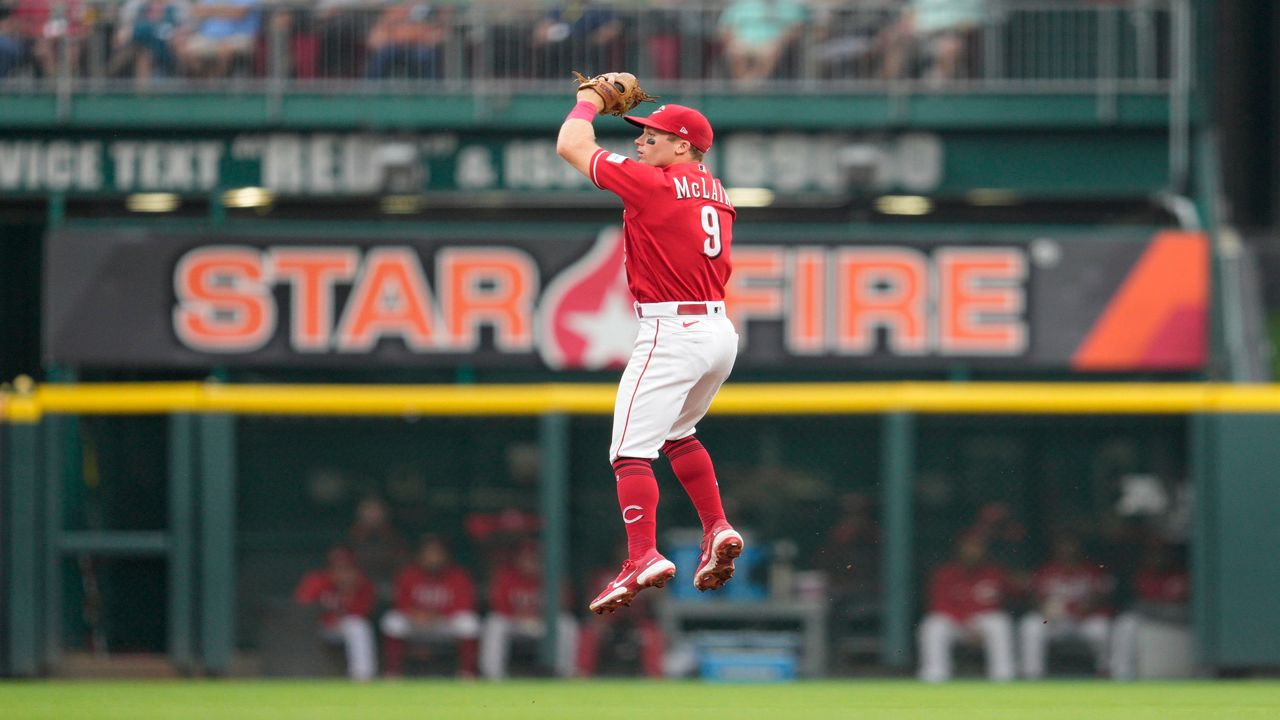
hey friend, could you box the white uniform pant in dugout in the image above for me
[321,615,377,681]
[917,611,1016,682]
[610,301,738,461]
[479,614,579,679]
[380,610,481,640]
[1019,612,1112,678]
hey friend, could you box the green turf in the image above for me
[1,680,1278,720]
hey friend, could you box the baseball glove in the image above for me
[571,70,658,117]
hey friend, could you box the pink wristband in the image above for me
[566,100,598,123]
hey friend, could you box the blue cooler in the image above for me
[696,632,800,683]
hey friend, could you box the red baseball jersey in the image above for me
[489,566,543,619]
[588,149,735,303]
[1134,568,1189,604]
[393,564,476,616]
[489,566,572,618]
[1031,562,1114,618]
[294,570,377,626]
[927,562,1012,622]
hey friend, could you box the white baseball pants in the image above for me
[321,615,377,681]
[479,613,579,679]
[610,301,738,461]
[917,611,1016,682]
[1018,612,1111,679]
[380,610,481,640]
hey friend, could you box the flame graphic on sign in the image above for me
[537,227,639,370]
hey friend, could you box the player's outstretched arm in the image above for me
[557,90,606,178]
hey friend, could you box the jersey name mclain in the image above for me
[671,175,731,205]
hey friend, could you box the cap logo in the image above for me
[679,126,688,134]
[654,105,666,113]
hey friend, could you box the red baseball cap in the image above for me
[624,104,714,153]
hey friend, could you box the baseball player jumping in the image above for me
[557,72,743,614]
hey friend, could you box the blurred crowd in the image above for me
[914,502,1191,682]
[287,491,1188,681]
[290,497,663,680]
[0,1,1152,88]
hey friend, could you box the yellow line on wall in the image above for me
[6,382,1280,422]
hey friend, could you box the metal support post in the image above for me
[5,422,42,675]
[879,412,916,669]
[198,414,236,675]
[168,414,196,673]
[538,413,570,673]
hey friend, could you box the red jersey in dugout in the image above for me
[1031,563,1114,618]
[927,563,1012,623]
[1135,568,1189,603]
[393,565,477,616]
[588,148,735,304]
[294,570,377,626]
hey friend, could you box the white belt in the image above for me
[634,301,726,319]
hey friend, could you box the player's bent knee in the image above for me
[452,612,482,638]
[380,611,410,637]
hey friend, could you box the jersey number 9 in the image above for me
[701,205,723,258]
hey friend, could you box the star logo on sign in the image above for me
[565,282,638,369]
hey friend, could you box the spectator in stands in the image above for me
[6,0,85,79]
[1110,539,1190,680]
[577,545,665,678]
[380,534,480,678]
[918,533,1015,682]
[294,545,378,681]
[879,0,986,83]
[0,5,26,78]
[717,0,806,87]
[807,0,892,81]
[111,1,189,85]
[345,495,409,602]
[365,1,449,80]
[468,0,538,80]
[311,0,380,78]
[1019,533,1115,679]
[479,540,578,679]
[644,0,684,81]
[532,1,623,80]
[177,0,260,79]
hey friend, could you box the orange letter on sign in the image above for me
[723,247,786,346]
[336,248,438,351]
[438,248,538,352]
[937,248,1027,355]
[787,247,827,355]
[271,247,359,352]
[835,248,928,355]
[173,246,275,352]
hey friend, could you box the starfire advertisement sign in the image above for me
[44,229,1207,372]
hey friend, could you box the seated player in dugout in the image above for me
[380,534,480,678]
[556,72,743,614]
[293,546,378,681]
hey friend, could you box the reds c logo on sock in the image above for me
[622,505,645,524]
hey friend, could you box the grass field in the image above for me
[2,680,1279,720]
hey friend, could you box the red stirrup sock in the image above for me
[613,457,659,559]
[662,436,726,533]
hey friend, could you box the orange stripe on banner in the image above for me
[1072,231,1208,371]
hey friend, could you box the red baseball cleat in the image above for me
[588,548,676,615]
[694,522,743,591]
